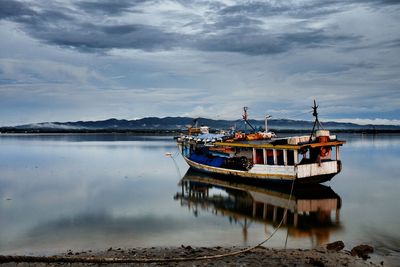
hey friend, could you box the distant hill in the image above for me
[1,117,400,133]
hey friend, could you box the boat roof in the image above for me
[179,133,346,150]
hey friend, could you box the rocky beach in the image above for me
[0,243,386,267]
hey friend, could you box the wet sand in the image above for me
[0,246,383,267]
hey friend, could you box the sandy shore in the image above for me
[0,245,384,267]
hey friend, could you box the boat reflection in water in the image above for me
[174,169,342,246]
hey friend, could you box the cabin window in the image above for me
[287,150,295,165]
[277,150,284,165]
[266,149,274,165]
[255,149,264,164]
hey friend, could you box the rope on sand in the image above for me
[0,179,296,264]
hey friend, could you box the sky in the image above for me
[0,0,399,126]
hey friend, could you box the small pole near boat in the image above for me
[265,115,272,132]
[165,151,182,179]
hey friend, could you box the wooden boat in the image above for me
[177,102,346,184]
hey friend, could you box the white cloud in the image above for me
[0,58,104,84]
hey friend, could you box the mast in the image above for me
[242,107,256,132]
[243,107,249,121]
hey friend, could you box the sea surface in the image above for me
[0,133,399,263]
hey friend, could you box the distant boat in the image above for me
[177,101,346,184]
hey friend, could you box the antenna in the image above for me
[312,100,319,119]
[309,100,324,142]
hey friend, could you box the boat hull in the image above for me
[183,156,339,184]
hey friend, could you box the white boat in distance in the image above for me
[177,102,346,184]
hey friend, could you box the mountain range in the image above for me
[2,117,399,132]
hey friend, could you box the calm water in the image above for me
[0,134,399,261]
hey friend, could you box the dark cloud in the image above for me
[385,38,400,48]
[345,62,379,70]
[28,23,182,52]
[206,15,263,30]
[197,29,360,56]
[219,2,289,16]
[0,0,389,56]
[219,1,344,19]
[0,1,75,32]
[219,0,400,19]
[0,1,183,52]
[341,38,400,52]
[196,29,287,55]
[76,0,147,15]
[285,30,361,49]
[14,9,74,27]
[360,0,400,5]
[0,0,34,19]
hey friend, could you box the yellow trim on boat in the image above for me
[307,141,346,148]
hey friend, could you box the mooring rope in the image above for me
[0,173,296,264]
[166,148,182,179]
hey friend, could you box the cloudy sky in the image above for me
[0,0,399,126]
